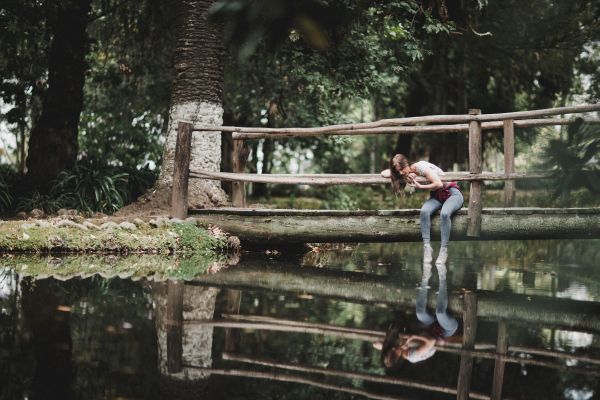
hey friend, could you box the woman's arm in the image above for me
[413,170,443,190]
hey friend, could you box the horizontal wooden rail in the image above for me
[226,117,600,140]
[222,352,490,400]
[191,104,600,137]
[190,171,550,185]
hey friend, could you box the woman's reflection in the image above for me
[375,261,458,367]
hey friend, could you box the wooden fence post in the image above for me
[467,109,483,237]
[503,119,516,206]
[491,319,509,400]
[231,139,249,207]
[166,279,184,373]
[457,291,478,400]
[171,122,192,219]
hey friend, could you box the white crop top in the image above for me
[413,161,445,177]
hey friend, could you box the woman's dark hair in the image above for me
[390,154,410,194]
[380,320,405,369]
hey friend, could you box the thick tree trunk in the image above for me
[26,0,91,189]
[156,0,228,208]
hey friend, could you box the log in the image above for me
[468,109,483,237]
[171,122,192,219]
[491,320,509,400]
[190,207,600,243]
[192,104,600,135]
[166,279,184,373]
[457,292,478,400]
[189,171,550,185]
[503,120,516,206]
[185,263,600,332]
[231,139,248,207]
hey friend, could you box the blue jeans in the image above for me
[420,187,463,248]
[416,280,458,338]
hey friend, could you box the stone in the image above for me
[29,208,45,219]
[119,221,137,231]
[21,223,36,230]
[55,220,89,230]
[82,221,101,230]
[48,235,64,247]
[184,217,197,225]
[133,218,146,227]
[16,211,27,220]
[100,221,120,230]
[35,220,52,228]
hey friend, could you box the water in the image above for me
[1,239,600,400]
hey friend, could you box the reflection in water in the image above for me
[1,240,600,399]
[379,261,459,367]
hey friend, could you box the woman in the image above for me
[382,154,463,264]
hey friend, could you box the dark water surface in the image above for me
[1,239,600,400]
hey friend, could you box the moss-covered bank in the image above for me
[1,253,229,280]
[0,217,228,255]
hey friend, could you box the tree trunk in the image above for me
[26,0,91,189]
[156,0,228,209]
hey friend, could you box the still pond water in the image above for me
[1,239,600,400]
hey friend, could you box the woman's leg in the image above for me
[439,188,464,248]
[420,197,442,245]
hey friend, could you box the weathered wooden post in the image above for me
[231,139,249,207]
[166,279,184,373]
[171,122,192,219]
[457,291,478,400]
[467,109,483,237]
[491,319,509,400]
[503,119,516,207]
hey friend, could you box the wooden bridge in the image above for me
[170,104,600,243]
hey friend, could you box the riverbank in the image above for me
[0,215,236,255]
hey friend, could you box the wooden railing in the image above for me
[171,104,600,237]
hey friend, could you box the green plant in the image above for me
[540,118,600,205]
[52,165,129,214]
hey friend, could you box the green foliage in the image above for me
[539,118,600,204]
[51,165,129,214]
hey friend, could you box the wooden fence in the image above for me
[171,104,600,237]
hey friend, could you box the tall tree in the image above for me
[154,0,228,209]
[25,0,92,188]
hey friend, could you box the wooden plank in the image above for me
[193,104,600,134]
[491,320,509,400]
[190,208,600,243]
[171,122,193,219]
[190,171,550,185]
[229,118,600,140]
[503,120,516,206]
[457,292,478,400]
[166,279,184,373]
[231,139,248,207]
[468,109,483,237]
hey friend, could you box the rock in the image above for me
[170,218,184,224]
[16,211,28,220]
[94,212,108,218]
[70,215,85,223]
[36,220,52,228]
[149,218,167,228]
[227,235,241,251]
[57,208,79,216]
[100,221,120,230]
[133,218,146,227]
[82,221,101,230]
[119,221,137,231]
[29,208,45,219]
[48,235,65,247]
[55,220,89,230]
[21,223,36,230]
[184,217,198,225]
